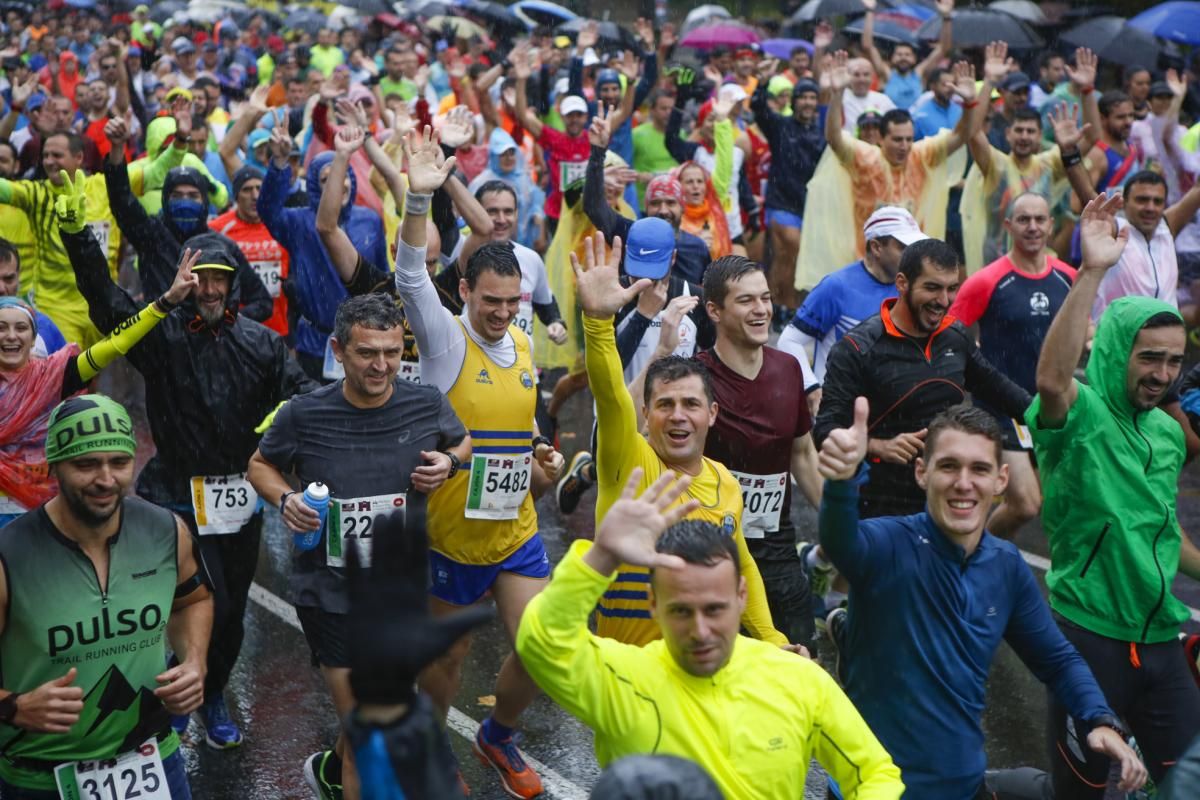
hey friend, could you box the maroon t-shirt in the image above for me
[697,346,812,561]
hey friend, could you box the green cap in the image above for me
[45,394,136,464]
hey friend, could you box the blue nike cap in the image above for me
[625,217,675,280]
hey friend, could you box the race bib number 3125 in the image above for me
[54,739,170,800]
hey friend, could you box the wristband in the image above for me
[963,99,979,109]
[405,191,432,215]
[1061,149,1082,169]
[1081,86,1094,95]
[154,295,179,314]
[532,435,553,451]
[279,490,298,516]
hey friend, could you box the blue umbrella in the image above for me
[1130,1,1200,46]
[762,38,814,59]
[513,0,576,27]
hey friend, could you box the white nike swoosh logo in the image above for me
[638,248,661,256]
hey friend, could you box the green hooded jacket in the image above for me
[128,116,228,215]
[1027,295,1188,644]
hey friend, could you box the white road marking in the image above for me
[247,582,589,800]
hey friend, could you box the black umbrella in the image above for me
[1060,15,1164,69]
[285,8,329,35]
[149,0,188,23]
[554,18,640,52]
[337,0,395,13]
[916,7,1042,48]
[790,0,894,24]
[843,15,920,46]
[458,0,530,33]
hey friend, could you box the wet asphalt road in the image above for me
[99,357,1200,800]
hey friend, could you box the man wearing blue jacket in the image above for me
[257,119,387,382]
[816,399,1146,799]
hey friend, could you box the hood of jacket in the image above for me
[145,115,176,159]
[307,150,356,225]
[487,127,525,179]
[177,230,250,320]
[1086,295,1182,422]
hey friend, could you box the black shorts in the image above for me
[296,605,350,668]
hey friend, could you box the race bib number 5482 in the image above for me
[54,739,170,800]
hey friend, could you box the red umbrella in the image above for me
[679,22,761,51]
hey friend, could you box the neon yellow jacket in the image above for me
[516,541,906,800]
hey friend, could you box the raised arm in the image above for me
[511,45,544,140]
[971,42,1014,177]
[220,85,271,177]
[942,60,979,154]
[256,117,297,245]
[1067,48,1101,155]
[102,116,158,257]
[859,0,891,82]
[0,74,38,142]
[316,126,367,284]
[582,104,624,240]
[1034,194,1129,426]
[106,39,131,115]
[1166,179,1200,237]
[710,99,735,206]
[1049,103,1098,207]
[824,51,853,162]
[915,0,955,83]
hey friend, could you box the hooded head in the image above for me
[487,128,524,179]
[307,150,357,222]
[246,129,273,172]
[162,167,215,241]
[177,231,252,326]
[1087,296,1185,419]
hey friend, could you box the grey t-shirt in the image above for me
[258,378,467,612]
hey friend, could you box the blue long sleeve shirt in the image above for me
[819,472,1115,799]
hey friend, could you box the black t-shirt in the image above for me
[258,379,467,612]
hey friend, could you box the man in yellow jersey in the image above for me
[391,126,564,800]
[516,468,906,799]
[573,231,790,648]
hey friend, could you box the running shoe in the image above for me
[555,451,594,515]
[200,694,243,749]
[473,725,544,799]
[304,750,344,800]
[169,713,190,735]
[826,607,847,684]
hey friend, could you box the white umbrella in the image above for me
[683,4,733,34]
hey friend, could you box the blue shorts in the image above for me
[766,208,803,230]
[429,534,551,606]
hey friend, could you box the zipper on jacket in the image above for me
[1079,522,1112,579]
[1140,507,1171,642]
[1133,413,1153,472]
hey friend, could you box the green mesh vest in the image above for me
[0,498,181,790]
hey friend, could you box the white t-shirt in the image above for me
[842,89,896,131]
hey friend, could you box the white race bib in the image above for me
[55,739,170,800]
[87,220,112,256]
[250,259,283,298]
[559,160,587,191]
[515,298,534,337]
[190,473,258,535]
[731,471,787,539]
[326,493,407,568]
[399,359,421,383]
[465,453,531,520]
[322,336,345,380]
[1013,419,1033,449]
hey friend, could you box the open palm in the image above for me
[1079,193,1130,272]
[596,470,699,570]
[571,232,647,318]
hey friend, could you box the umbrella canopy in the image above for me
[917,7,1042,47]
[186,0,245,24]
[989,0,1047,24]
[1130,1,1200,46]
[790,0,892,24]
[403,0,452,18]
[843,13,922,46]
[457,0,529,32]
[513,0,576,27]
[427,15,490,39]
[1060,16,1164,69]
[149,0,188,23]
[682,4,733,33]
[554,18,640,52]
[284,8,329,34]
[335,0,394,13]
[679,21,761,50]
[762,38,814,59]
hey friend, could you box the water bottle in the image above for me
[295,482,329,552]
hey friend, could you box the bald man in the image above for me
[841,58,896,133]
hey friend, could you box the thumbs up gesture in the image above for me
[818,396,869,481]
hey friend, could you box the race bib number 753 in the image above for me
[54,739,170,800]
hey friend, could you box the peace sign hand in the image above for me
[53,170,89,234]
[162,247,202,306]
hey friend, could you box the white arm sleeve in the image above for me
[394,239,466,390]
[777,325,821,390]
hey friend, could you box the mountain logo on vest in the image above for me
[520,370,534,389]
[1030,292,1050,316]
[476,368,493,385]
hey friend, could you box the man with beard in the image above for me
[584,105,710,283]
[813,238,1030,518]
[0,395,213,799]
[1028,192,1200,797]
[961,43,1099,272]
[1082,90,1144,200]
[751,58,824,315]
[62,165,314,753]
[860,0,954,111]
[103,116,272,325]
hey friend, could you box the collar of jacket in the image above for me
[879,297,957,361]
[918,510,999,568]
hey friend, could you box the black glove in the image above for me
[346,496,493,706]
